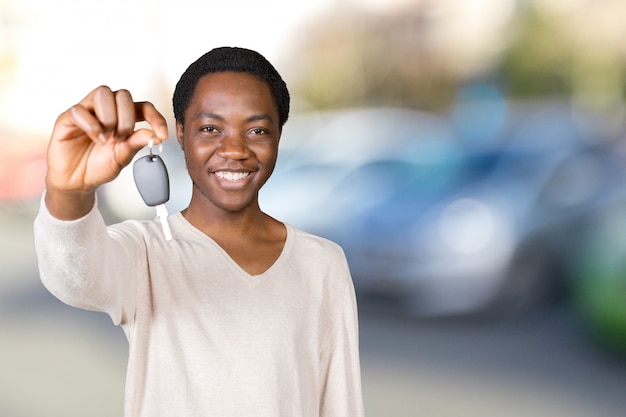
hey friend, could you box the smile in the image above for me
[215,171,251,181]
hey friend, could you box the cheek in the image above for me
[184,142,212,164]
[254,142,279,163]
[183,148,209,179]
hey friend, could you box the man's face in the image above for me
[176,71,281,214]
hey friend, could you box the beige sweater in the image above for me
[34,198,364,417]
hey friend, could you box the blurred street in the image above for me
[359,302,626,417]
[2,206,625,417]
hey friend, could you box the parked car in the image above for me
[264,103,618,317]
[260,107,460,230]
[343,143,615,316]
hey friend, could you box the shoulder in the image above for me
[283,224,352,289]
[288,225,347,261]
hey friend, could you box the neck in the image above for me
[181,194,269,238]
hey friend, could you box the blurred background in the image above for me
[2,0,626,415]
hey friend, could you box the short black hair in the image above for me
[172,46,290,128]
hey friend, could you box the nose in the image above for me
[217,132,251,160]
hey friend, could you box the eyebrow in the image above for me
[193,111,275,124]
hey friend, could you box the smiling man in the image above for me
[34,47,364,417]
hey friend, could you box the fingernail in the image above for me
[98,133,107,144]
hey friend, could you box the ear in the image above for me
[176,122,184,149]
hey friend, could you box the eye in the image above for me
[200,126,219,133]
[248,127,274,141]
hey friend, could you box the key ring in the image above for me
[148,136,164,158]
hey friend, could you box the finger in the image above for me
[58,85,115,144]
[114,89,136,140]
[92,86,118,137]
[66,104,108,145]
[135,101,169,142]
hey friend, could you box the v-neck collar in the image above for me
[170,212,292,282]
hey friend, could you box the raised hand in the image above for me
[44,85,168,219]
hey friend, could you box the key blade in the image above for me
[156,205,172,241]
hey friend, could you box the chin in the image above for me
[213,194,259,214]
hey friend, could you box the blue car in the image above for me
[265,104,616,317]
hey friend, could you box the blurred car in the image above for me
[343,145,614,316]
[260,107,460,230]
[264,103,618,318]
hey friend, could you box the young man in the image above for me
[34,47,364,417]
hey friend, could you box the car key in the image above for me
[133,139,172,241]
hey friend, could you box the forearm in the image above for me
[33,193,138,323]
[34,193,107,307]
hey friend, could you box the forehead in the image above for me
[188,72,276,112]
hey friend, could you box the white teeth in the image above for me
[215,171,250,181]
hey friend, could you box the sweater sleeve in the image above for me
[319,265,366,417]
[33,193,144,326]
